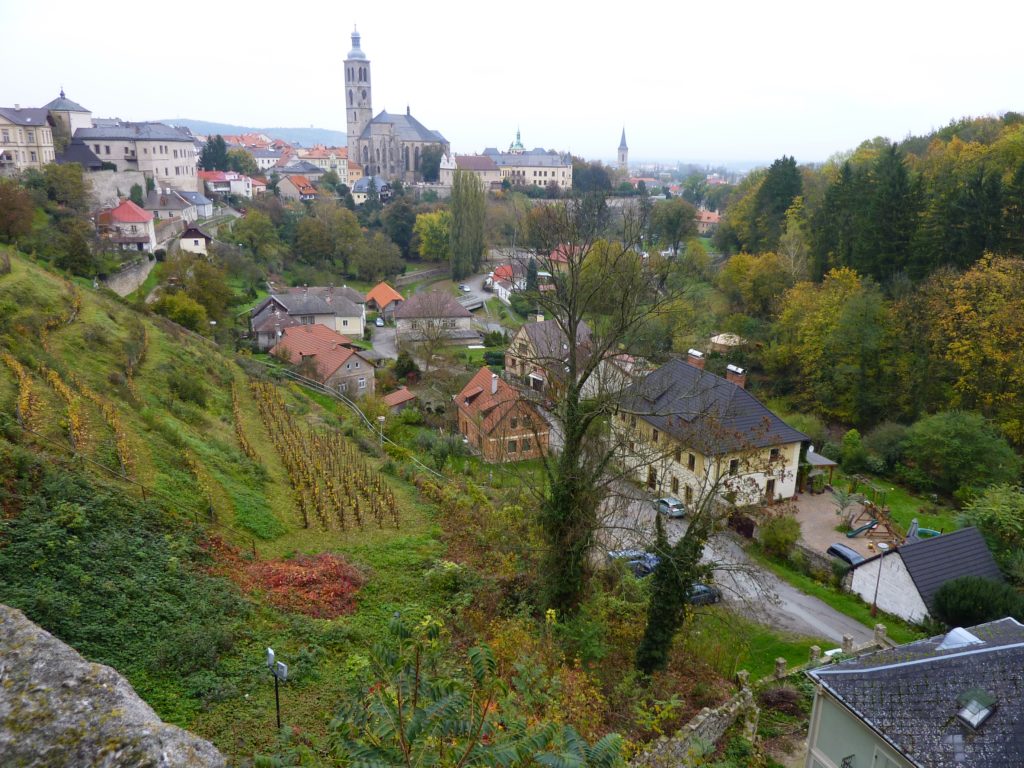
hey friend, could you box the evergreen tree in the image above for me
[198,135,228,171]
[129,183,144,207]
[862,142,918,281]
[750,155,802,252]
[526,257,539,291]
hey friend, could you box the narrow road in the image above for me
[600,485,873,645]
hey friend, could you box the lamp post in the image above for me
[377,415,386,447]
[265,647,288,729]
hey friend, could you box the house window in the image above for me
[770,448,781,462]
[630,416,637,429]
[27,130,34,142]
[354,361,359,368]
[300,316,314,325]
[1,129,8,142]
[729,458,739,476]
[510,416,518,429]
[105,145,110,155]
[93,144,100,153]
[674,447,682,463]
[685,485,693,504]
[688,453,696,471]
[343,320,349,326]
[346,363,351,370]
[652,428,659,444]
[647,467,657,489]
[766,479,776,501]
[671,476,679,494]
[193,240,200,246]
[522,438,531,451]
[508,439,518,453]
[30,151,37,162]
[358,377,366,389]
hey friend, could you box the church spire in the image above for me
[617,127,629,173]
[619,127,628,151]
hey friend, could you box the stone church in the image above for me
[344,29,449,184]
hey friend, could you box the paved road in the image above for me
[370,323,399,360]
[600,485,873,646]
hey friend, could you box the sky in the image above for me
[3,0,1023,167]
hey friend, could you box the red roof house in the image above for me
[270,326,373,397]
[455,366,549,463]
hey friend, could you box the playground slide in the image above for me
[847,519,879,538]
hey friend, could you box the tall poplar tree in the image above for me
[450,170,485,279]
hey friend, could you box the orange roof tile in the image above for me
[456,366,539,435]
[269,326,364,382]
[365,281,404,308]
[383,387,417,407]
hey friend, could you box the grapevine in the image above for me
[2,353,37,428]
[43,366,87,450]
[68,372,133,476]
[249,380,400,532]
[231,383,258,461]
[184,448,218,522]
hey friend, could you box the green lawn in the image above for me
[832,469,959,534]
[746,546,922,645]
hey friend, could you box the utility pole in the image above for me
[265,647,288,729]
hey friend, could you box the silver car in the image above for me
[654,497,686,518]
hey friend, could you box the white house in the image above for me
[845,526,1003,623]
[74,121,199,192]
[179,225,213,255]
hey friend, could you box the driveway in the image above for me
[370,323,399,360]
[599,485,874,645]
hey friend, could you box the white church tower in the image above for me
[345,28,373,172]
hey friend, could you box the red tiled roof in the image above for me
[493,264,514,281]
[269,326,365,383]
[382,386,416,408]
[107,199,153,224]
[286,175,316,195]
[365,281,404,308]
[697,209,720,224]
[456,366,537,435]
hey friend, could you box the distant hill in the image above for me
[159,118,346,147]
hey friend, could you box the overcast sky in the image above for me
[3,0,1022,167]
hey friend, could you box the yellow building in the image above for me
[0,106,55,176]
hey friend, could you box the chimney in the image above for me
[303,283,308,294]
[687,348,705,369]
[13,104,19,111]
[490,373,498,395]
[726,364,747,389]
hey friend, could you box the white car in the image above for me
[375,316,385,327]
[459,284,471,293]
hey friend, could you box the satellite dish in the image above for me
[275,661,288,682]
[266,647,275,669]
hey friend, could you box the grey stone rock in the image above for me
[0,604,226,767]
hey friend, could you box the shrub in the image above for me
[962,484,1024,584]
[864,421,908,470]
[168,370,207,407]
[902,411,1021,499]
[840,429,868,473]
[759,514,801,559]
[932,576,1024,627]
[483,349,505,366]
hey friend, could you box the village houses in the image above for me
[456,366,549,463]
[269,325,375,397]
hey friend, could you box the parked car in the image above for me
[654,497,686,518]
[375,316,385,327]
[827,542,865,567]
[459,284,471,292]
[607,549,660,578]
[688,583,722,605]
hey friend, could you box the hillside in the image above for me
[161,118,346,147]
[0,249,443,756]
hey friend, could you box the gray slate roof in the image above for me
[522,319,592,362]
[352,175,390,193]
[144,190,191,211]
[75,121,193,142]
[277,160,323,175]
[808,618,1024,768]
[361,110,446,144]
[56,140,103,170]
[176,190,212,207]
[43,91,89,113]
[897,527,1003,611]
[619,358,807,453]
[482,147,570,167]
[254,290,361,320]
[0,107,51,126]
[394,291,472,320]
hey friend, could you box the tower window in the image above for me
[348,91,353,105]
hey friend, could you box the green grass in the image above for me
[832,469,958,534]
[746,546,922,645]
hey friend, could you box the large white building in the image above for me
[74,120,200,192]
[0,106,55,176]
[480,130,573,191]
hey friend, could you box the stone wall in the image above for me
[0,603,226,767]
[631,681,759,768]
[86,169,148,209]
[102,256,155,297]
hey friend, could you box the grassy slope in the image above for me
[0,252,448,757]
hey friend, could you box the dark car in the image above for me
[827,542,865,567]
[688,583,722,605]
[654,497,686,518]
[607,549,661,578]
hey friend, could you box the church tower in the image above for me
[345,28,373,172]
[618,127,629,173]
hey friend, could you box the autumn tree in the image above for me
[933,254,1024,444]
[226,147,258,176]
[449,170,485,279]
[381,195,416,257]
[0,180,34,242]
[231,211,286,268]
[649,197,697,255]
[351,232,403,282]
[413,210,451,262]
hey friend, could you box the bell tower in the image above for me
[618,127,629,173]
[345,27,373,171]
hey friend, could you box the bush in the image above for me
[864,421,908,470]
[962,484,1024,584]
[168,370,208,407]
[840,429,868,473]
[902,411,1021,499]
[759,514,801,559]
[483,349,504,367]
[932,576,1024,627]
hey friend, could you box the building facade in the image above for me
[74,121,199,192]
[0,107,56,176]
[481,131,573,190]
[344,29,449,183]
[456,367,549,463]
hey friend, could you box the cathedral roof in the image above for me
[619,127,628,150]
[361,109,446,144]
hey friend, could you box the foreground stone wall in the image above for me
[0,604,226,767]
